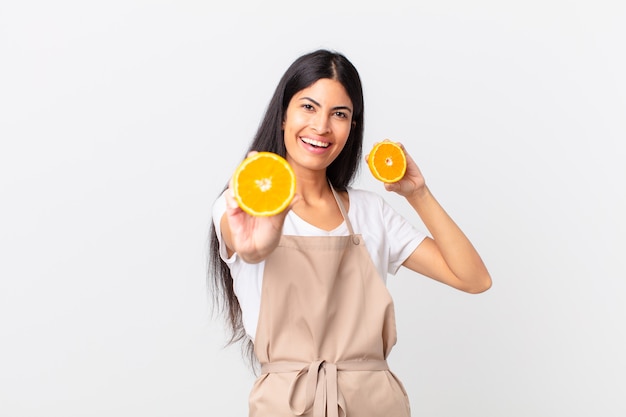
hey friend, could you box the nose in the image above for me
[311,113,330,134]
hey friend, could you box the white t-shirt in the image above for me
[212,187,427,340]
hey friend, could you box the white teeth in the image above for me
[301,137,330,148]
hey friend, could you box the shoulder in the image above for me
[346,187,420,231]
[346,187,386,207]
[346,187,388,222]
[211,190,228,222]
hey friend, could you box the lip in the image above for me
[299,136,332,155]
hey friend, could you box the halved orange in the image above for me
[367,140,407,183]
[232,152,296,217]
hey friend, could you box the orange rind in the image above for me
[232,152,296,216]
[367,141,407,183]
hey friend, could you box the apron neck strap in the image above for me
[328,181,355,235]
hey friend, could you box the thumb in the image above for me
[384,182,398,192]
[284,193,301,213]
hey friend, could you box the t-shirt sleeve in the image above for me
[212,192,237,265]
[380,197,428,275]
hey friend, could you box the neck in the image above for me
[293,168,331,202]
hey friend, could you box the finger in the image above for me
[225,191,240,211]
[384,181,396,191]
[275,193,301,217]
[268,194,300,224]
[225,177,240,210]
[288,193,302,210]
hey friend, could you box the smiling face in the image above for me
[282,78,354,177]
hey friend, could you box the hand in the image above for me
[367,141,427,198]
[222,152,300,263]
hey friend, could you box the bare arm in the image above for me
[377,142,492,294]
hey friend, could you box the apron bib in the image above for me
[249,185,411,417]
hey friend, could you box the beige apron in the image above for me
[249,185,411,417]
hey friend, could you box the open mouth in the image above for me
[300,137,330,148]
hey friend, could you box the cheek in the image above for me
[284,110,308,130]
[334,123,352,144]
[333,132,351,155]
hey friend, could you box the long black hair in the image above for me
[243,49,365,189]
[208,49,365,366]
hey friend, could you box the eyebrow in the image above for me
[300,97,353,114]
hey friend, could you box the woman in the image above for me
[209,49,491,417]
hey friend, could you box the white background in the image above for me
[1,1,625,416]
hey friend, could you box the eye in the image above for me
[334,111,348,119]
[302,104,314,111]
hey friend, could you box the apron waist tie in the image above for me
[261,359,389,417]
